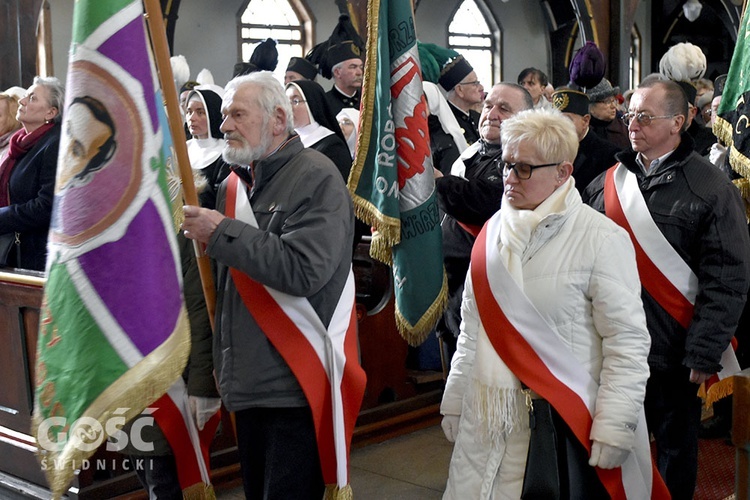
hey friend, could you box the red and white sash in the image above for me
[152,379,221,496]
[225,172,366,492]
[470,214,670,499]
[604,164,740,380]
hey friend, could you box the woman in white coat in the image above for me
[440,108,663,499]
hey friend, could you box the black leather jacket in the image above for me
[584,134,750,374]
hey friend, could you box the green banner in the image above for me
[349,0,446,345]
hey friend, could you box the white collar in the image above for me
[295,122,334,147]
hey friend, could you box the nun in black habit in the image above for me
[285,79,353,181]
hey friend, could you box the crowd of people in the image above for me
[2,17,749,499]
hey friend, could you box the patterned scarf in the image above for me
[0,122,55,206]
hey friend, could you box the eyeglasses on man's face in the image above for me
[458,80,482,87]
[289,98,306,106]
[498,160,559,180]
[621,112,675,126]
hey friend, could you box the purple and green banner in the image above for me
[33,1,190,497]
[349,0,446,346]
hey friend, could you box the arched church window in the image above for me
[238,0,313,81]
[447,0,500,85]
[629,25,642,90]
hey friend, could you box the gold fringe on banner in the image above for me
[35,310,191,499]
[396,271,448,346]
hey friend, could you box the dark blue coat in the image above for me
[0,124,60,271]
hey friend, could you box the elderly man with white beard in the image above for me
[182,71,365,500]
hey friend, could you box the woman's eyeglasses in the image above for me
[289,98,307,106]
[498,161,559,180]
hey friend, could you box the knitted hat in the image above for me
[552,89,590,116]
[586,78,619,103]
[286,57,318,80]
[418,43,473,92]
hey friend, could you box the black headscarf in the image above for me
[286,80,346,144]
[187,89,223,139]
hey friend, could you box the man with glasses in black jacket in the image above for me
[583,79,750,500]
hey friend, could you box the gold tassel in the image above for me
[699,377,735,408]
[700,377,735,408]
[324,483,354,500]
[182,482,216,500]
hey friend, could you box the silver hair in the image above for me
[33,76,65,123]
[225,71,294,134]
[500,107,579,164]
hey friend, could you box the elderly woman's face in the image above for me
[285,87,310,128]
[502,140,562,210]
[17,84,57,130]
[589,96,618,122]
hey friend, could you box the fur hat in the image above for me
[250,38,278,72]
[659,42,707,82]
[569,41,606,89]
[196,68,215,86]
[170,55,190,91]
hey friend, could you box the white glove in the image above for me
[588,440,630,469]
[189,396,222,431]
[441,415,460,443]
[709,142,727,167]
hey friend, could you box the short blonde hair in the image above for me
[500,107,579,164]
[0,93,21,135]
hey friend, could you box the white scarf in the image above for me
[472,178,575,444]
[186,137,224,170]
